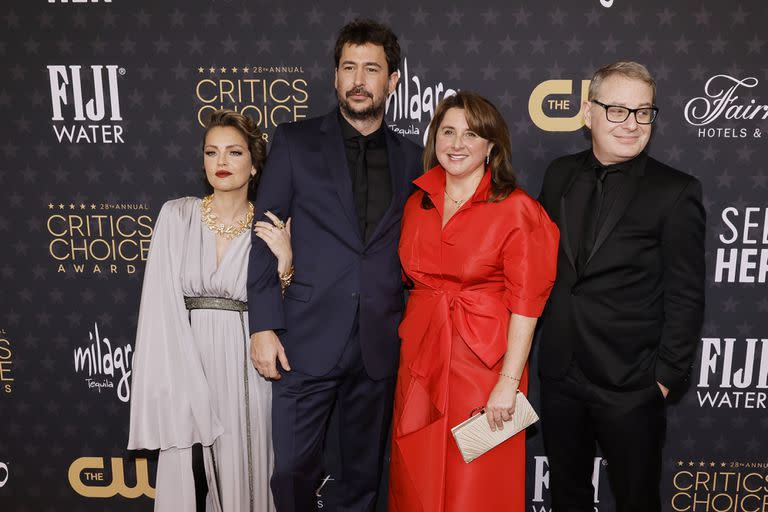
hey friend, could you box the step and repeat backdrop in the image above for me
[1,0,767,510]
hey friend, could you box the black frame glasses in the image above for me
[591,100,659,125]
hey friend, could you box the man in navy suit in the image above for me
[247,19,423,512]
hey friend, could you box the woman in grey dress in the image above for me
[128,110,291,511]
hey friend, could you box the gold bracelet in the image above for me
[279,266,294,290]
[499,371,521,382]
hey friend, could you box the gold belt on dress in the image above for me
[183,296,247,312]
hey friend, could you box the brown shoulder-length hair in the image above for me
[422,91,517,207]
[201,109,267,200]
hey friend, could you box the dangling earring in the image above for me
[485,154,490,166]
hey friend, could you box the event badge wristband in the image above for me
[451,391,539,463]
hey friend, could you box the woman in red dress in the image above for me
[388,91,559,512]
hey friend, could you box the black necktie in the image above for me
[352,136,368,236]
[578,166,618,272]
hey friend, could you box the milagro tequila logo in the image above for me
[684,75,768,139]
[74,323,132,402]
[385,58,457,145]
[47,64,125,143]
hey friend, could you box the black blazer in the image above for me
[538,150,705,391]
[247,110,423,379]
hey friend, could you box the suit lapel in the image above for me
[320,112,361,241]
[558,156,586,271]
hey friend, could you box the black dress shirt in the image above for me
[339,112,392,242]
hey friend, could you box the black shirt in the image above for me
[339,112,392,242]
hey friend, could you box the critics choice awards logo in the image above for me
[47,64,125,144]
[385,58,456,145]
[74,322,132,403]
[195,64,308,139]
[46,201,154,275]
[671,461,768,511]
[0,329,14,395]
[69,457,154,499]
[684,75,768,140]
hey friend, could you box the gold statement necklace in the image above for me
[200,194,254,240]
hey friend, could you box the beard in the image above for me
[338,85,388,121]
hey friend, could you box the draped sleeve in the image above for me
[501,196,560,317]
[128,198,224,450]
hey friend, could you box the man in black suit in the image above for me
[537,61,705,512]
[247,20,422,512]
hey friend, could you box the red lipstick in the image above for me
[215,170,232,178]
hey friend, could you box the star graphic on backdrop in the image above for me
[203,8,219,26]
[187,35,204,54]
[222,34,238,53]
[169,9,185,27]
[656,8,675,25]
[238,8,253,25]
[340,7,359,23]
[513,6,531,25]
[445,62,463,80]
[481,62,499,81]
[256,34,272,54]
[447,7,463,25]
[601,35,619,54]
[566,35,584,54]
[429,35,446,54]
[585,8,602,26]
[694,8,711,25]
[499,35,516,54]
[135,9,151,27]
[464,35,481,54]
[731,5,748,25]
[153,37,170,54]
[674,36,691,54]
[638,34,655,54]
[689,64,707,80]
[709,35,727,54]
[481,8,498,25]
[413,7,428,25]
[747,35,765,54]
[622,7,639,24]
[549,8,566,25]
[290,35,307,54]
[530,36,548,54]
[306,6,322,24]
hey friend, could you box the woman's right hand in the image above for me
[254,211,292,274]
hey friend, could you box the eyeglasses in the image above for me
[591,100,659,125]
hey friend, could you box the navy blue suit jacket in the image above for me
[247,110,423,379]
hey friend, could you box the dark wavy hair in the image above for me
[201,109,267,200]
[422,91,517,208]
[334,19,401,75]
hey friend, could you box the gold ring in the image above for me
[274,219,285,230]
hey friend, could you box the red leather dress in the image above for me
[388,166,559,512]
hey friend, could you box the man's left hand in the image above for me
[657,381,669,398]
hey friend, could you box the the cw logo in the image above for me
[68,457,155,499]
[528,80,591,132]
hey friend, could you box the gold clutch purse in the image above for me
[450,391,539,463]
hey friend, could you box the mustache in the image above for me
[346,87,373,98]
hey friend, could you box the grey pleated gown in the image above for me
[128,197,275,512]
